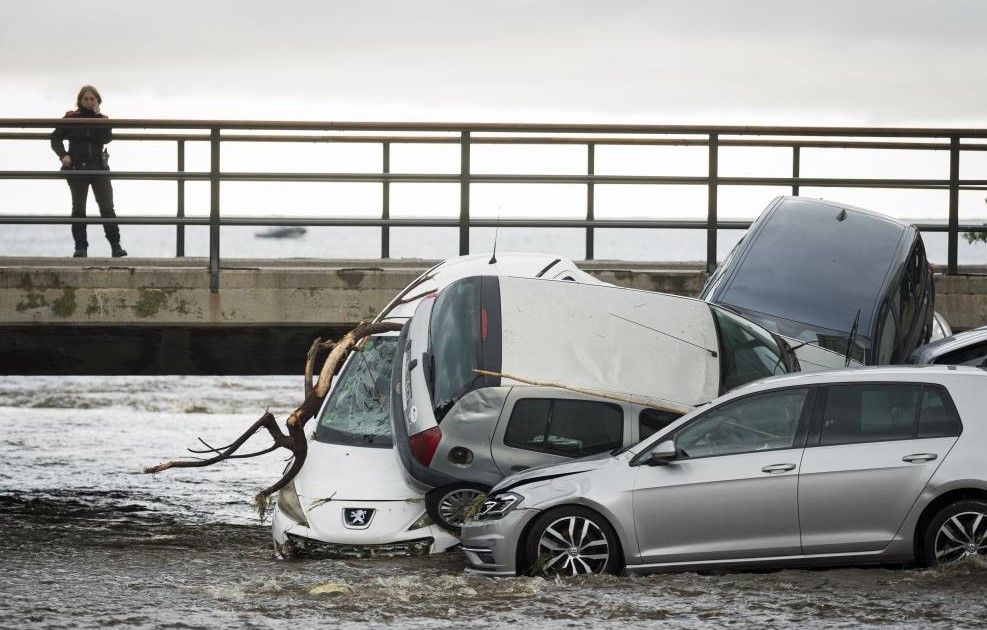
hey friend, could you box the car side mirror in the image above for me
[644,440,677,466]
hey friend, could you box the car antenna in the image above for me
[488,206,501,264]
[844,308,861,367]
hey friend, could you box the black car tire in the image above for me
[425,482,490,532]
[524,506,622,576]
[922,499,987,567]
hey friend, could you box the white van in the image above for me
[391,275,851,530]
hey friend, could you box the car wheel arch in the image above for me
[518,503,626,576]
[912,487,987,565]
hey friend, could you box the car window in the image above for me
[899,243,921,334]
[504,398,623,458]
[711,306,788,391]
[639,407,683,440]
[934,341,987,367]
[916,386,962,438]
[819,383,923,446]
[876,304,898,365]
[674,387,809,459]
[429,277,483,418]
[314,336,397,447]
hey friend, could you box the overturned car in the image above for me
[700,196,935,365]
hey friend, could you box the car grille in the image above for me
[286,533,434,558]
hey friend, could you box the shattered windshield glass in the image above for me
[313,336,397,447]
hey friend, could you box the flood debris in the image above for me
[142,321,402,510]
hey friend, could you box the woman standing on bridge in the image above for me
[50,85,127,258]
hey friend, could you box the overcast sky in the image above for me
[5,0,987,127]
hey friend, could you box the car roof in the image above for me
[728,363,986,395]
[376,251,601,321]
[708,196,914,338]
[908,325,987,363]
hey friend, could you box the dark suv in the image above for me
[700,196,934,365]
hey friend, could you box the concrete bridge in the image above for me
[2,257,986,375]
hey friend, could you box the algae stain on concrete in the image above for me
[15,292,47,312]
[14,273,46,312]
[134,288,176,318]
[51,287,77,317]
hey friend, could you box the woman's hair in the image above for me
[76,85,102,108]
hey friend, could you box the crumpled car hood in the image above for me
[492,451,614,494]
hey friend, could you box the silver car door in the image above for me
[632,387,811,564]
[798,383,961,554]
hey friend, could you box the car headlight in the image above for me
[276,479,309,527]
[474,492,523,521]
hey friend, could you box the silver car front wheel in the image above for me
[924,499,987,566]
[525,506,621,576]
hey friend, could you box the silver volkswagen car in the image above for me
[460,365,984,576]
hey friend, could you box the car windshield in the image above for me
[730,306,868,365]
[313,336,397,447]
[428,277,485,419]
[711,306,789,390]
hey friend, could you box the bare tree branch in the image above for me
[142,320,403,505]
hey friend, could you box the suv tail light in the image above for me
[409,426,442,467]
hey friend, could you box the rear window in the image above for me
[427,276,501,420]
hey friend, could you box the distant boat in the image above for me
[256,226,307,239]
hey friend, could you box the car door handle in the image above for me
[902,453,938,463]
[761,463,797,474]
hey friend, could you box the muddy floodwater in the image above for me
[2,376,986,629]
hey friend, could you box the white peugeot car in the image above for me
[271,253,604,558]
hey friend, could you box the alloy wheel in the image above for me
[437,487,486,529]
[535,514,612,575]
[934,510,987,563]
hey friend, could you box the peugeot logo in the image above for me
[343,507,375,529]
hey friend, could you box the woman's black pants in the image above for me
[65,167,120,249]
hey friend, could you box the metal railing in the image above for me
[3,118,987,291]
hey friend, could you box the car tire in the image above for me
[922,499,987,567]
[425,483,490,532]
[523,506,622,576]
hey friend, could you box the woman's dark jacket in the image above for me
[50,108,113,168]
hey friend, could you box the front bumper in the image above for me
[459,509,540,577]
[284,532,435,559]
[271,499,460,559]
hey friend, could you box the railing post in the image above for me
[586,143,595,261]
[176,139,186,257]
[381,141,390,259]
[792,145,801,197]
[209,127,221,293]
[459,131,470,255]
[706,133,719,273]
[948,135,960,276]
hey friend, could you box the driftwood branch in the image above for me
[473,369,692,415]
[143,320,402,504]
